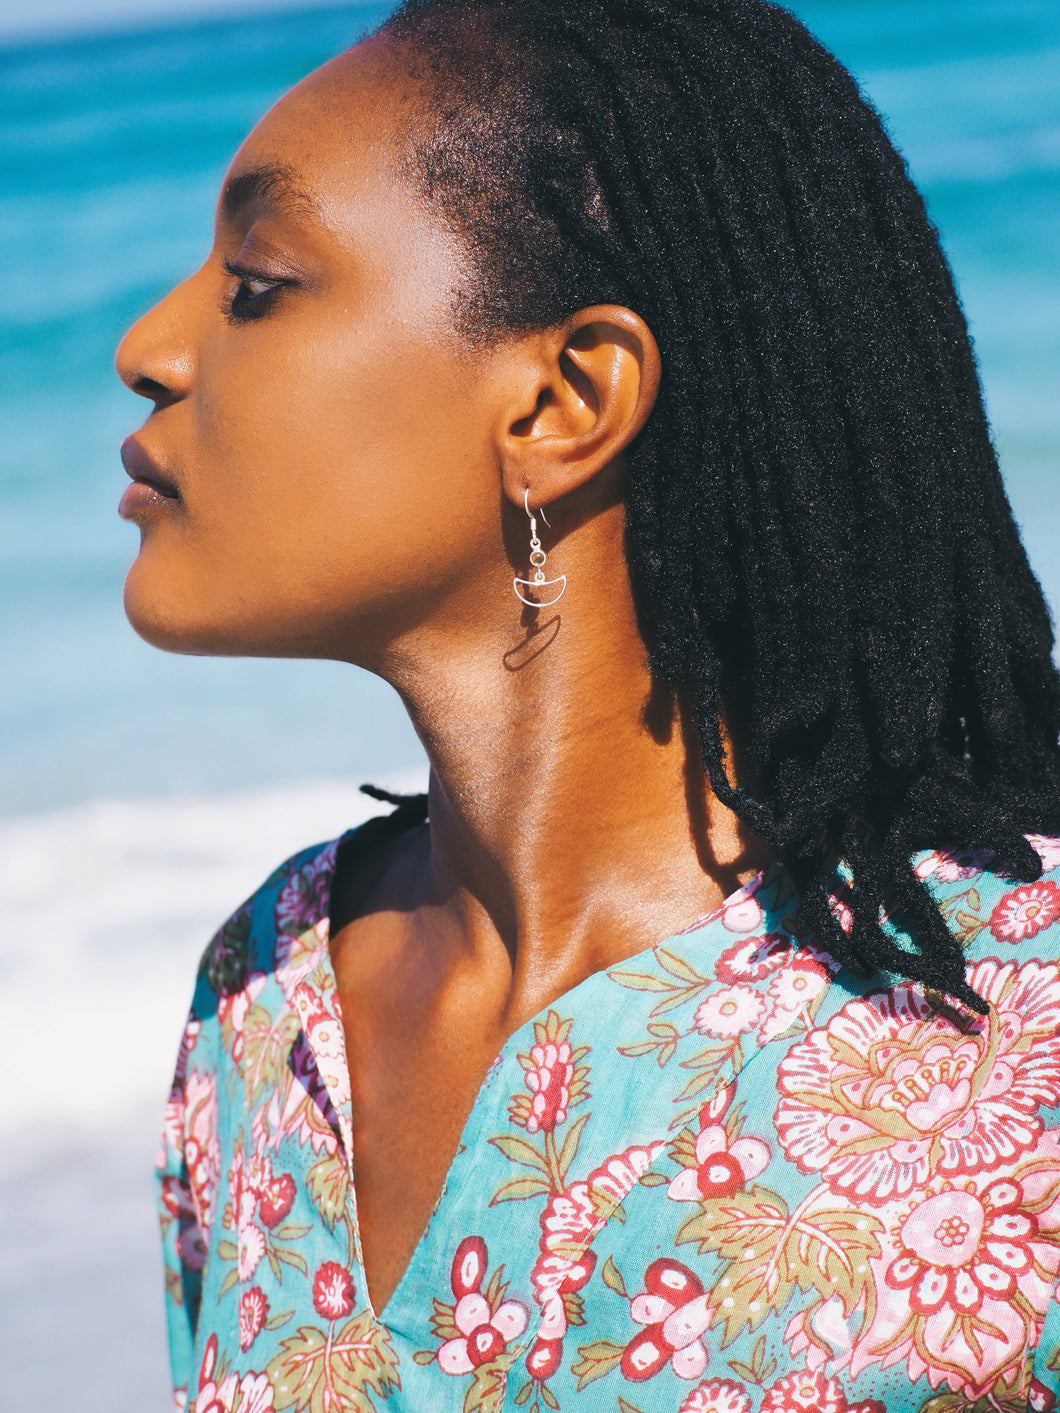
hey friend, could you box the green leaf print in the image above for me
[676,1184,884,1347]
[305,1156,348,1232]
[267,1314,399,1412]
[570,1340,625,1390]
[490,1174,553,1204]
[489,1134,552,1175]
[600,1256,628,1298]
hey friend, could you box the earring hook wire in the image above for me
[523,486,551,528]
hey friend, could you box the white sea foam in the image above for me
[0,772,426,1162]
[0,774,427,1410]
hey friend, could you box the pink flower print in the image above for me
[720,893,764,934]
[260,1034,341,1157]
[679,1378,752,1413]
[183,1070,220,1247]
[622,1259,711,1382]
[237,1220,266,1282]
[776,959,1060,1203]
[438,1236,529,1375]
[258,1172,296,1229]
[667,1123,770,1202]
[915,847,994,883]
[991,880,1060,944]
[524,1038,574,1134]
[758,956,830,1043]
[885,1179,1037,1316]
[716,934,792,984]
[217,972,266,1062]
[1029,834,1060,872]
[238,1287,269,1353]
[196,1335,239,1413]
[237,1373,275,1413]
[760,1370,846,1412]
[828,895,854,935]
[694,985,765,1038]
[312,1261,356,1321]
[297,997,350,1113]
[1029,1379,1059,1412]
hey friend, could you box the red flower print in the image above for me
[716,934,792,983]
[776,959,1060,1202]
[1029,1379,1059,1412]
[196,1334,238,1413]
[760,1370,846,1412]
[525,1338,564,1382]
[524,1039,574,1133]
[885,1179,1037,1316]
[437,1236,529,1376]
[693,984,765,1038]
[990,880,1060,944]
[679,1379,752,1413]
[526,1250,596,1381]
[667,1120,770,1202]
[511,1011,589,1134]
[531,1143,665,1313]
[258,1173,296,1229]
[239,1286,269,1353]
[622,1259,711,1382]
[312,1261,356,1321]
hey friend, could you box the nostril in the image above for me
[131,375,177,406]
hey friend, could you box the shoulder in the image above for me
[185,835,340,1031]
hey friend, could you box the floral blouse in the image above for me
[158,820,1060,1413]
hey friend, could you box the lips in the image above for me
[120,435,180,499]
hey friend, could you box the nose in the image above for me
[115,274,198,408]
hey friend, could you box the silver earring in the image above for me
[513,487,567,607]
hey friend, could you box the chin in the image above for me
[123,565,236,657]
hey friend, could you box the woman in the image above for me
[116,0,1060,1409]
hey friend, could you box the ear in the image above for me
[498,305,661,513]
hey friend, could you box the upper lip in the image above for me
[121,435,180,497]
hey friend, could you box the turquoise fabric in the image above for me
[158,825,1060,1413]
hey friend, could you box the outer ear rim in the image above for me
[564,302,662,448]
[499,302,662,513]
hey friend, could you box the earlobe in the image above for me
[499,304,661,512]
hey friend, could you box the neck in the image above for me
[368,502,767,1028]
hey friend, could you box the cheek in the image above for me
[125,317,498,657]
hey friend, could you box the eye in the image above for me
[222,256,286,322]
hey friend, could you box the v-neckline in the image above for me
[284,814,777,1329]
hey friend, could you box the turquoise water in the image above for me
[2,0,1058,813]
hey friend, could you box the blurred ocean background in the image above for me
[0,0,1057,1406]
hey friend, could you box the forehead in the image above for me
[221,40,469,317]
[221,42,416,235]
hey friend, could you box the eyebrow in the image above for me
[220,163,321,225]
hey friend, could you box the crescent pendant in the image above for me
[513,575,567,607]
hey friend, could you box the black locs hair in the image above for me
[378,0,1060,1011]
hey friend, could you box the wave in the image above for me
[0,772,426,1163]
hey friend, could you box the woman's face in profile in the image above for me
[116,41,516,666]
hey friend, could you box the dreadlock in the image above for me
[376,0,1060,1012]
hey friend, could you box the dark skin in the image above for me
[116,39,768,1315]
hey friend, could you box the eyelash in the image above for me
[222,257,288,322]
